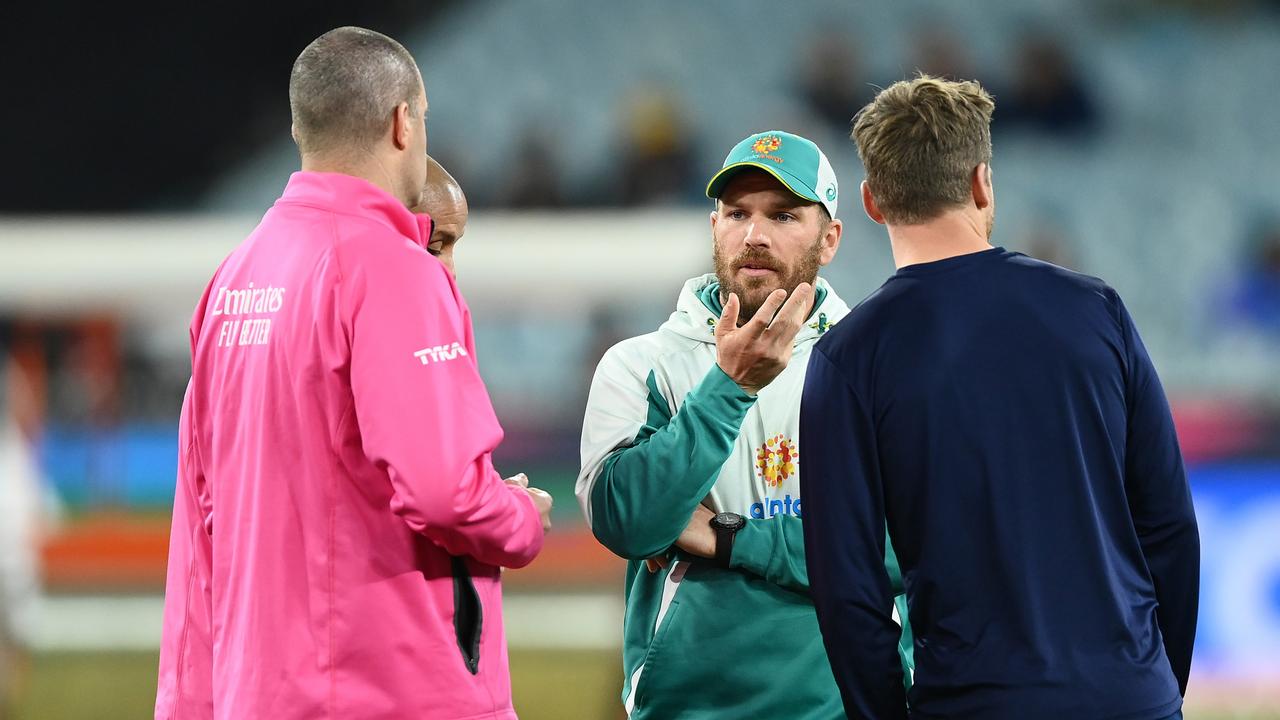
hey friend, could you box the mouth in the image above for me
[736,263,778,277]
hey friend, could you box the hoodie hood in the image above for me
[660,273,849,345]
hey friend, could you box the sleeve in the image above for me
[731,501,911,599]
[800,347,908,720]
[1114,292,1200,694]
[155,383,213,720]
[729,515,810,594]
[343,242,543,569]
[576,352,754,560]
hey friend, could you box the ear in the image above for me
[290,123,299,146]
[861,181,886,225]
[818,218,843,267]
[971,163,993,210]
[709,208,719,234]
[392,102,412,151]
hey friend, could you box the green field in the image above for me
[8,650,1277,719]
[10,649,623,720]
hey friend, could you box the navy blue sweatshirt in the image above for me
[800,248,1199,720]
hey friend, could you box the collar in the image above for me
[275,171,432,249]
[695,279,830,321]
[663,273,849,345]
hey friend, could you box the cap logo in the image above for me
[825,185,837,202]
[749,135,785,164]
[752,135,782,154]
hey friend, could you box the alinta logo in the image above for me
[756,434,798,487]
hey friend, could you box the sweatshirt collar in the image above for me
[276,171,432,249]
[695,279,828,319]
[663,273,849,345]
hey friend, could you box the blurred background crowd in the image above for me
[1,0,1279,717]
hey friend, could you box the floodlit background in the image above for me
[2,1,1279,718]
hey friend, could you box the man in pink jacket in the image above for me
[155,27,552,720]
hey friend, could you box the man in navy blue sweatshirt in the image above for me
[800,74,1200,720]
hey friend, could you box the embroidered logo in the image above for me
[808,312,837,334]
[750,135,785,164]
[756,434,798,488]
[414,342,469,365]
[752,135,782,154]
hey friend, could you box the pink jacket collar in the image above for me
[277,171,432,249]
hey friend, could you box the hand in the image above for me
[507,474,553,534]
[644,555,670,573]
[715,284,814,395]
[674,503,717,559]
[644,504,717,572]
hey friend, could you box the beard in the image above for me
[713,233,824,325]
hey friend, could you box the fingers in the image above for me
[527,486,552,504]
[763,282,814,338]
[716,292,740,339]
[742,288,788,335]
[526,487,554,525]
[644,555,671,573]
[504,473,529,488]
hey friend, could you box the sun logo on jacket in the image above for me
[756,434,798,487]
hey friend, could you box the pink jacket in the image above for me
[155,171,544,720]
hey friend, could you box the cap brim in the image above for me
[705,161,822,204]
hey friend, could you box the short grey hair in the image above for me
[289,26,423,156]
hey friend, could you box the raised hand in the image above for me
[714,283,814,395]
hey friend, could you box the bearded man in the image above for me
[576,131,914,719]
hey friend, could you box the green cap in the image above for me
[705,130,839,218]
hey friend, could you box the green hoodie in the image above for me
[576,274,913,718]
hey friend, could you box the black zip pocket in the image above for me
[451,555,482,675]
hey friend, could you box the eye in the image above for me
[775,212,796,223]
[726,209,747,221]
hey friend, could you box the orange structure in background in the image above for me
[42,516,623,593]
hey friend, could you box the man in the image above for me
[577,131,913,719]
[155,27,552,720]
[414,155,468,278]
[801,75,1199,720]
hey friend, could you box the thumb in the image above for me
[717,293,740,339]
[527,487,553,506]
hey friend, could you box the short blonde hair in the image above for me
[852,74,995,224]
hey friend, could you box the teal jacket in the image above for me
[576,275,913,719]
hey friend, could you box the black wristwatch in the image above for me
[710,512,746,569]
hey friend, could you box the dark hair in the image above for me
[288,26,422,156]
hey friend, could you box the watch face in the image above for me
[713,512,746,531]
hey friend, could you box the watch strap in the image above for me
[713,523,735,569]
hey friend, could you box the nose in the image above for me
[743,221,770,249]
